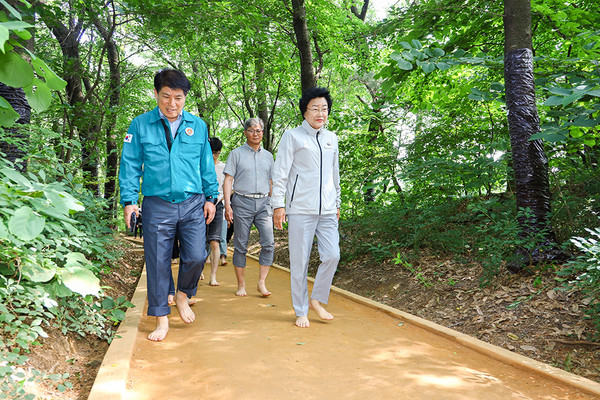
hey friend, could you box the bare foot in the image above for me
[310,299,334,320]
[148,316,169,341]
[200,272,205,280]
[257,282,271,297]
[209,276,219,286]
[295,315,310,328]
[168,294,197,306]
[220,257,228,266]
[236,286,247,296]
[175,291,195,323]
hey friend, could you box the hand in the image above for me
[273,207,286,230]
[124,204,139,230]
[337,208,340,220]
[204,201,216,224]
[225,204,233,224]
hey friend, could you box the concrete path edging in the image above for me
[88,261,147,400]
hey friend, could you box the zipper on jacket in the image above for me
[290,174,299,205]
[316,131,323,215]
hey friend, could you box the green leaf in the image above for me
[544,96,564,106]
[421,62,435,74]
[453,49,467,57]
[410,48,424,60]
[491,83,504,92]
[23,78,52,112]
[401,50,414,61]
[8,206,45,241]
[390,51,403,62]
[398,41,412,50]
[64,252,91,269]
[571,116,600,128]
[561,93,583,106]
[21,257,56,283]
[60,266,100,297]
[585,89,600,98]
[583,138,596,147]
[431,48,445,57]
[396,58,413,71]
[30,57,67,90]
[0,24,9,52]
[0,51,34,87]
[1,21,33,31]
[0,96,20,127]
[546,87,572,96]
[411,39,422,49]
[0,166,33,188]
[0,220,7,239]
[0,0,23,20]
[435,62,451,70]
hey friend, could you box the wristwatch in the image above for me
[206,196,217,204]
[123,201,135,206]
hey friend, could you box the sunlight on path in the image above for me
[119,254,597,400]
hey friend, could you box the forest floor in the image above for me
[24,230,600,399]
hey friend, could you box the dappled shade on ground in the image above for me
[121,255,597,400]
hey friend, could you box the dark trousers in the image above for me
[142,194,207,316]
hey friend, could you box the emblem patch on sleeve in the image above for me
[124,133,133,143]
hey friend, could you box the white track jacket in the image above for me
[271,120,341,215]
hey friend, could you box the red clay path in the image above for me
[89,247,600,400]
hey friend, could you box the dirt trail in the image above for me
[90,253,600,400]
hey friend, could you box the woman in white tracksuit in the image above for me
[272,86,341,328]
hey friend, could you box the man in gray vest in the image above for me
[223,118,274,297]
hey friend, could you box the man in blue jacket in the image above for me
[119,69,219,341]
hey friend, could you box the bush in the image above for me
[557,223,600,340]
[0,156,132,398]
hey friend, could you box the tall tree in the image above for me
[290,0,316,91]
[503,0,562,270]
[90,3,121,204]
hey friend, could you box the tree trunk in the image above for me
[351,0,370,21]
[92,11,121,206]
[0,83,30,171]
[43,13,101,194]
[291,0,316,92]
[503,0,564,271]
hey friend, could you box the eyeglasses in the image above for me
[307,108,329,114]
[246,129,263,134]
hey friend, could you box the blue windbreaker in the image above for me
[119,107,218,205]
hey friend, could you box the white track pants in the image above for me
[288,213,340,317]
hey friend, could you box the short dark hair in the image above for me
[208,136,223,152]
[299,86,332,116]
[154,69,191,95]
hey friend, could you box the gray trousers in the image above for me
[231,194,274,267]
[288,213,340,317]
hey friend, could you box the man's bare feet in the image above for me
[200,272,205,280]
[220,256,228,266]
[209,276,219,286]
[295,315,310,328]
[175,291,195,323]
[257,282,271,297]
[310,299,334,320]
[168,294,197,306]
[236,286,247,296]
[148,316,169,341]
